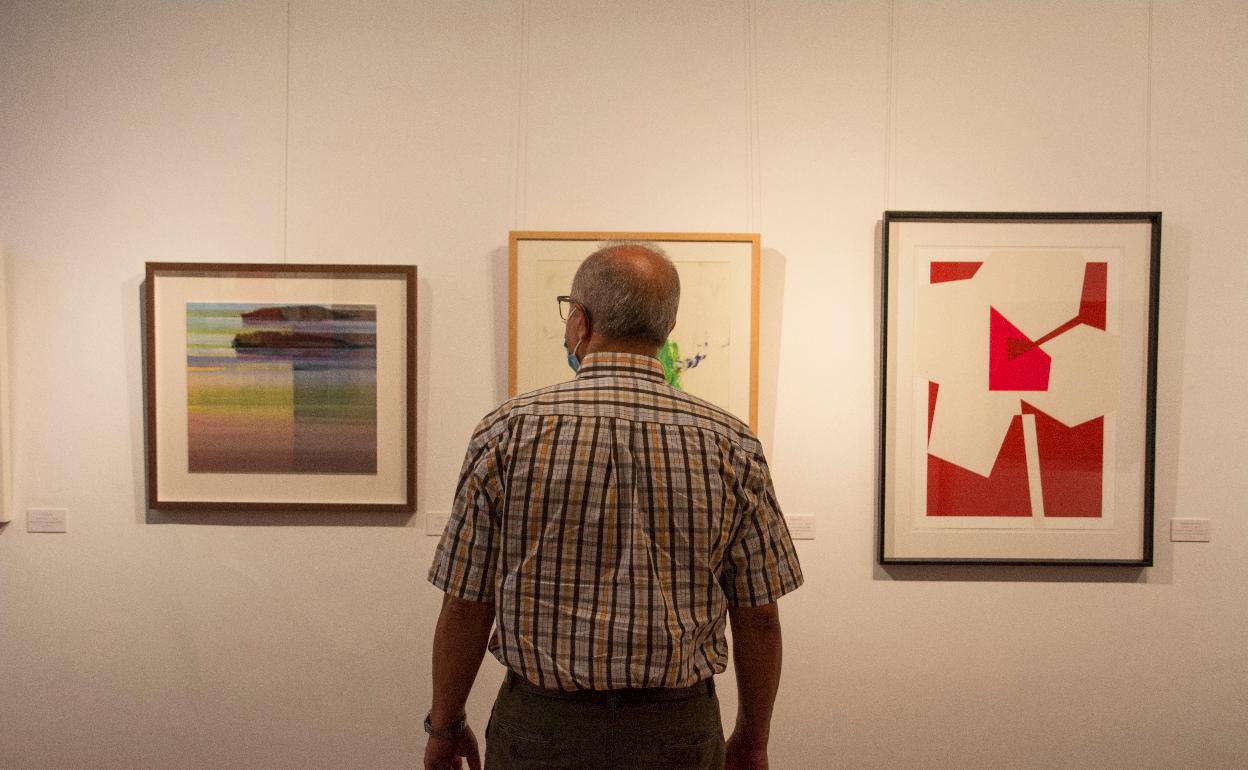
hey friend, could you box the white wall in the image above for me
[1,1,1244,768]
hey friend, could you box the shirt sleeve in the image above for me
[720,448,804,607]
[427,422,504,601]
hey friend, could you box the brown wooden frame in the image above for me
[144,262,416,512]
[509,231,760,430]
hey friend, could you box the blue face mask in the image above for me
[565,337,584,373]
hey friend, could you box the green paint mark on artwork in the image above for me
[657,340,683,389]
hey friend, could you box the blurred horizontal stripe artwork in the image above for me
[186,303,378,474]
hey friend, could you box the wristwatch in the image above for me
[423,712,468,740]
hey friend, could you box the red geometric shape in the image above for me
[927,381,939,440]
[1077,262,1107,330]
[1006,337,1035,361]
[927,415,1032,517]
[930,261,983,283]
[1021,402,1104,518]
[1029,261,1110,350]
[989,308,1051,391]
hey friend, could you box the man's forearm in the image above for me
[429,593,495,728]
[728,602,783,747]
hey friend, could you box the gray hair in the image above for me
[571,241,680,347]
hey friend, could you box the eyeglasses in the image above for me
[557,295,584,321]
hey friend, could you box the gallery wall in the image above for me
[1,1,1245,768]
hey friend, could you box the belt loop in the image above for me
[705,678,715,697]
[505,670,517,692]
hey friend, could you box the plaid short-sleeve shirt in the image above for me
[428,352,803,691]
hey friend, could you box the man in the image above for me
[425,242,803,770]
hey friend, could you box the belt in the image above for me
[504,670,713,707]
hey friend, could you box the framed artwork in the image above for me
[510,231,760,429]
[879,212,1160,565]
[144,263,416,512]
[0,246,10,523]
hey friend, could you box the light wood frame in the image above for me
[509,231,760,430]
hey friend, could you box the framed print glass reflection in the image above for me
[510,232,759,430]
[879,212,1159,565]
[145,263,416,511]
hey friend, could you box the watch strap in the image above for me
[423,712,467,740]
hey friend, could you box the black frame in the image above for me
[878,211,1160,566]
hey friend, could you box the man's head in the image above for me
[564,242,681,359]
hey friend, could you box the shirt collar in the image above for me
[576,352,667,384]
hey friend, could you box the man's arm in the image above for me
[429,592,495,726]
[726,601,784,770]
[424,593,495,770]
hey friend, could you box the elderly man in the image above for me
[425,242,803,770]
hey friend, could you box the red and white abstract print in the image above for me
[917,250,1117,523]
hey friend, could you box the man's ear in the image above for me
[577,307,593,340]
